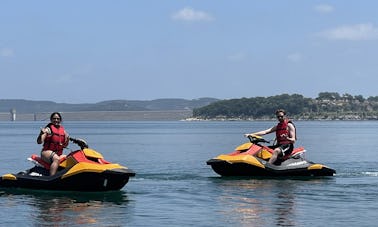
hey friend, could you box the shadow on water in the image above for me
[0,187,130,204]
[0,188,132,226]
[208,176,335,227]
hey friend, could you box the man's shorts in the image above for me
[270,143,294,157]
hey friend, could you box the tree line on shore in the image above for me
[192,92,378,120]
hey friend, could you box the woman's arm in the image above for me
[63,130,70,148]
[37,127,50,144]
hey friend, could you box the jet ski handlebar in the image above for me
[247,135,270,144]
[69,137,89,149]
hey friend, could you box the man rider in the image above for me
[244,109,296,165]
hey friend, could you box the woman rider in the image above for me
[37,112,69,175]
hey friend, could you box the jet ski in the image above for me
[0,138,135,191]
[207,135,335,177]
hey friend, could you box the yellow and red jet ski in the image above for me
[207,135,335,177]
[0,138,135,191]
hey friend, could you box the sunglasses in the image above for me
[52,117,61,120]
[276,115,284,119]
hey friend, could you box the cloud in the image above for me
[172,7,214,22]
[314,4,334,14]
[318,23,378,41]
[287,52,303,62]
[0,48,15,57]
[54,64,94,84]
[228,52,246,62]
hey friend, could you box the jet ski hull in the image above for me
[207,156,336,177]
[207,135,336,177]
[0,166,135,191]
[0,141,136,191]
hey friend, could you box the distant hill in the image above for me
[0,98,219,114]
[193,92,378,120]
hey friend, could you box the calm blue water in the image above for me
[0,121,377,227]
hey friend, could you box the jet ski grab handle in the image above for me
[69,137,89,149]
[247,135,270,144]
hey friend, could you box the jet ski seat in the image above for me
[28,154,67,170]
[282,146,306,160]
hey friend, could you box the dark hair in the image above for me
[275,109,286,115]
[50,112,63,121]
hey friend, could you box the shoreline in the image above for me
[2,110,377,122]
[0,110,193,121]
[186,114,378,121]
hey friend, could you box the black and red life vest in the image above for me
[275,119,295,145]
[42,124,66,155]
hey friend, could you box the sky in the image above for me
[1,1,378,103]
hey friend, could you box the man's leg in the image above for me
[269,147,281,164]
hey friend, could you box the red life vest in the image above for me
[42,124,66,155]
[275,119,295,145]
